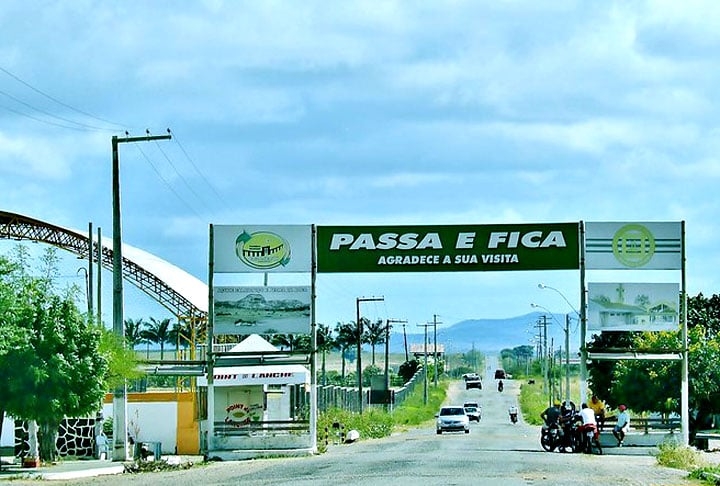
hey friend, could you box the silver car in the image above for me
[436,406,470,434]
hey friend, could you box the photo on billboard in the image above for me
[587,282,679,332]
[213,286,311,335]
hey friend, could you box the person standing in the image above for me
[589,395,606,431]
[95,432,109,460]
[613,404,630,447]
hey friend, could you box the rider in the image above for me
[498,380,504,392]
[576,403,598,453]
[540,400,561,427]
[508,404,519,422]
[558,400,576,449]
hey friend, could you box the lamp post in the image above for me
[538,283,584,404]
[531,303,570,403]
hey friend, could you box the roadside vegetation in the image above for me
[317,378,448,452]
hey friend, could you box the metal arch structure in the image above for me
[0,210,208,325]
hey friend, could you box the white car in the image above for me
[436,406,470,434]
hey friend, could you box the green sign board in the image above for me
[316,223,580,273]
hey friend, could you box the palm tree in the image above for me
[334,321,357,381]
[364,318,388,366]
[124,318,145,350]
[168,321,192,350]
[270,334,310,353]
[317,324,337,385]
[140,317,173,360]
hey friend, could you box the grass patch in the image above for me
[519,378,548,426]
[656,440,708,470]
[391,381,447,428]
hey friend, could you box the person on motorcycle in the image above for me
[508,405,519,423]
[576,403,598,453]
[540,400,561,427]
[497,380,504,392]
[558,401,576,451]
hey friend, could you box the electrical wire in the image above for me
[133,144,208,222]
[0,65,125,129]
[169,130,232,210]
[0,87,116,132]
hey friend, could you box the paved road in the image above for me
[5,366,702,485]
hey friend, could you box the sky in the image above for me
[1,1,719,346]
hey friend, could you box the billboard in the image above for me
[584,222,682,270]
[213,286,312,335]
[316,223,580,273]
[212,225,312,273]
[587,282,679,332]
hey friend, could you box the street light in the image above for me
[538,283,586,404]
[531,303,570,403]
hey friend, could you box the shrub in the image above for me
[655,440,707,470]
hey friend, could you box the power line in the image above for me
[169,130,231,210]
[133,144,207,222]
[0,65,125,129]
[150,132,217,215]
[0,87,116,132]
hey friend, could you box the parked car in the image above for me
[436,406,470,434]
[463,402,482,422]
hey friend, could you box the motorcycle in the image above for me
[576,423,603,455]
[540,423,563,452]
[509,411,518,424]
[497,380,504,392]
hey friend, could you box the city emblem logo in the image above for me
[235,230,291,270]
[612,224,655,267]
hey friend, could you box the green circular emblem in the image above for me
[612,224,655,267]
[235,230,291,270]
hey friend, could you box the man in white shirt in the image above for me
[579,403,597,426]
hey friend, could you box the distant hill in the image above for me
[386,311,570,354]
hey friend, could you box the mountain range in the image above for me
[386,311,572,354]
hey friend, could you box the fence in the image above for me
[317,368,424,413]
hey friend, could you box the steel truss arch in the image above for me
[0,210,208,324]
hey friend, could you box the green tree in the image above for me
[364,319,388,366]
[317,324,337,386]
[141,317,173,360]
[587,293,720,439]
[2,249,108,462]
[0,254,32,439]
[124,317,145,349]
[168,320,193,351]
[334,322,356,380]
[271,334,310,353]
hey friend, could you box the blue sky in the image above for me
[0,1,718,344]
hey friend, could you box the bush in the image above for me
[655,440,707,470]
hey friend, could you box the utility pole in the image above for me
[535,315,548,405]
[87,222,93,318]
[430,315,442,387]
[402,323,409,362]
[385,319,408,390]
[112,131,171,461]
[417,323,433,405]
[356,296,384,414]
